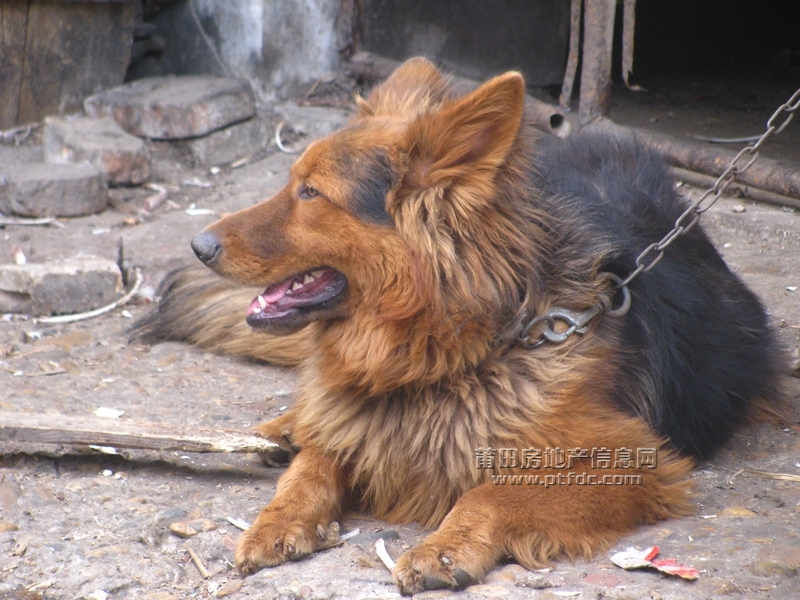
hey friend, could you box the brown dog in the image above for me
[134,58,783,594]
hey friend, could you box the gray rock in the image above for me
[189,114,270,167]
[0,257,122,315]
[84,76,257,139]
[0,161,107,217]
[43,116,150,186]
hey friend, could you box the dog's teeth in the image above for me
[292,281,303,291]
[252,306,262,314]
[257,295,267,309]
[304,274,314,284]
[311,270,325,278]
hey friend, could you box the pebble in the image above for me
[0,520,20,532]
[215,580,243,597]
[720,506,757,517]
[169,518,218,538]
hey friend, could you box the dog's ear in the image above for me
[403,72,525,189]
[359,57,449,117]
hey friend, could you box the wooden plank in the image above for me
[0,411,278,454]
[17,0,134,124]
[0,0,29,129]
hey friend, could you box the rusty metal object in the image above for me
[559,0,583,109]
[578,0,616,127]
[621,0,644,91]
[345,51,571,138]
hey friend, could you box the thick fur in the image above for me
[132,58,784,595]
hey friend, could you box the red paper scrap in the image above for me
[610,546,699,580]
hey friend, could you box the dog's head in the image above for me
[191,58,531,337]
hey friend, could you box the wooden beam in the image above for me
[0,411,278,454]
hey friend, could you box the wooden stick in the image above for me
[0,411,277,454]
[585,118,800,202]
[187,546,210,579]
[671,167,800,211]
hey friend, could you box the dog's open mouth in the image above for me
[245,268,347,330]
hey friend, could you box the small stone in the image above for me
[215,580,243,598]
[720,506,757,517]
[733,204,746,213]
[189,115,270,167]
[0,161,107,217]
[169,518,218,538]
[84,76,256,139]
[347,528,400,551]
[0,520,19,532]
[157,507,188,521]
[0,257,123,315]
[43,116,150,186]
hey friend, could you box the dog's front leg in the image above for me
[392,461,691,595]
[235,446,347,574]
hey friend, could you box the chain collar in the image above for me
[517,273,630,349]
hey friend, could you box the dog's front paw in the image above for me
[235,513,339,575]
[392,544,474,596]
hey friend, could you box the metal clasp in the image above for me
[517,273,631,349]
[518,304,603,349]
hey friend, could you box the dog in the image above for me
[133,58,784,595]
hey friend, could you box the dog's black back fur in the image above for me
[534,132,783,458]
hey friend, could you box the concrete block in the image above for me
[0,257,122,315]
[84,76,257,140]
[0,161,107,218]
[189,115,270,167]
[43,117,150,186]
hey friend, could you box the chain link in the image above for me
[619,87,800,288]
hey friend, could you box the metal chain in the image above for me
[619,87,800,287]
[518,87,800,349]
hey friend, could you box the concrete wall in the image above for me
[360,0,570,87]
[128,0,341,103]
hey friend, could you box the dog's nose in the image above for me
[191,231,221,265]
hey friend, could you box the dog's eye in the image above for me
[299,184,320,200]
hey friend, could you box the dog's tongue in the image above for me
[262,278,293,303]
[247,269,342,316]
[247,278,293,316]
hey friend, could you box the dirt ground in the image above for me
[1,75,799,600]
